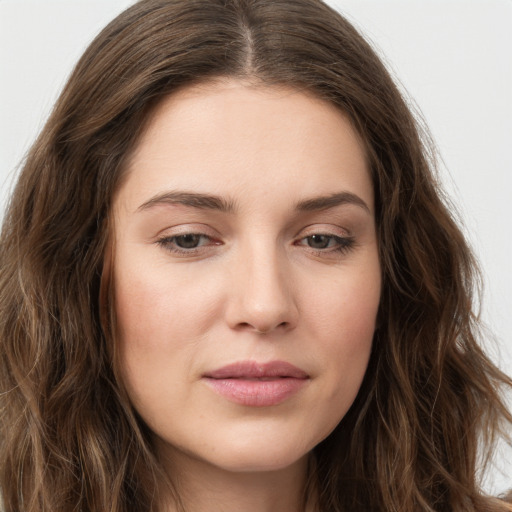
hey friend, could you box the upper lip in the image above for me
[203,360,309,379]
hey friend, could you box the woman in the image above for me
[0,0,510,511]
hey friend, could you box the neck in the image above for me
[158,448,317,512]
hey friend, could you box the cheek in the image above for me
[114,261,222,350]
[112,263,221,409]
[306,258,380,346]
[303,263,380,430]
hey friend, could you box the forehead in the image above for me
[118,79,373,214]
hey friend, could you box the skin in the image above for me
[111,79,381,512]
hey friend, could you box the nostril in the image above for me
[248,321,290,334]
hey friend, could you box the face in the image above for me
[112,80,381,474]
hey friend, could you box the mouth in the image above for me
[202,360,309,407]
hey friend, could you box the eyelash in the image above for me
[295,234,356,255]
[156,232,356,256]
[156,234,218,255]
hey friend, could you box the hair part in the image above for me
[1,1,511,511]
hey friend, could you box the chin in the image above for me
[157,424,317,476]
[201,427,319,474]
[204,447,311,474]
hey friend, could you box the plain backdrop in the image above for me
[1,0,511,495]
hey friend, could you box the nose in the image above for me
[225,243,299,335]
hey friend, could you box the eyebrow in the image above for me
[295,192,370,213]
[137,190,370,214]
[137,191,237,213]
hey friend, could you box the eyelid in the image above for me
[152,223,224,257]
[154,222,219,239]
[292,223,357,256]
[295,223,352,239]
[295,233,356,253]
[154,223,356,257]
[156,233,221,256]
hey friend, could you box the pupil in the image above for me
[176,234,200,248]
[309,235,330,249]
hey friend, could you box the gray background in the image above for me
[1,0,511,494]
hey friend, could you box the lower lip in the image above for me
[203,377,308,407]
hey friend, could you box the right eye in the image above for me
[156,233,217,254]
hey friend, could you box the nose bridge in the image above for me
[226,235,297,333]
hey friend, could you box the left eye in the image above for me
[297,234,354,252]
[172,234,208,249]
[304,234,336,249]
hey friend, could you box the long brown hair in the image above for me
[1,1,511,510]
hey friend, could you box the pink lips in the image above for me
[202,360,309,407]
